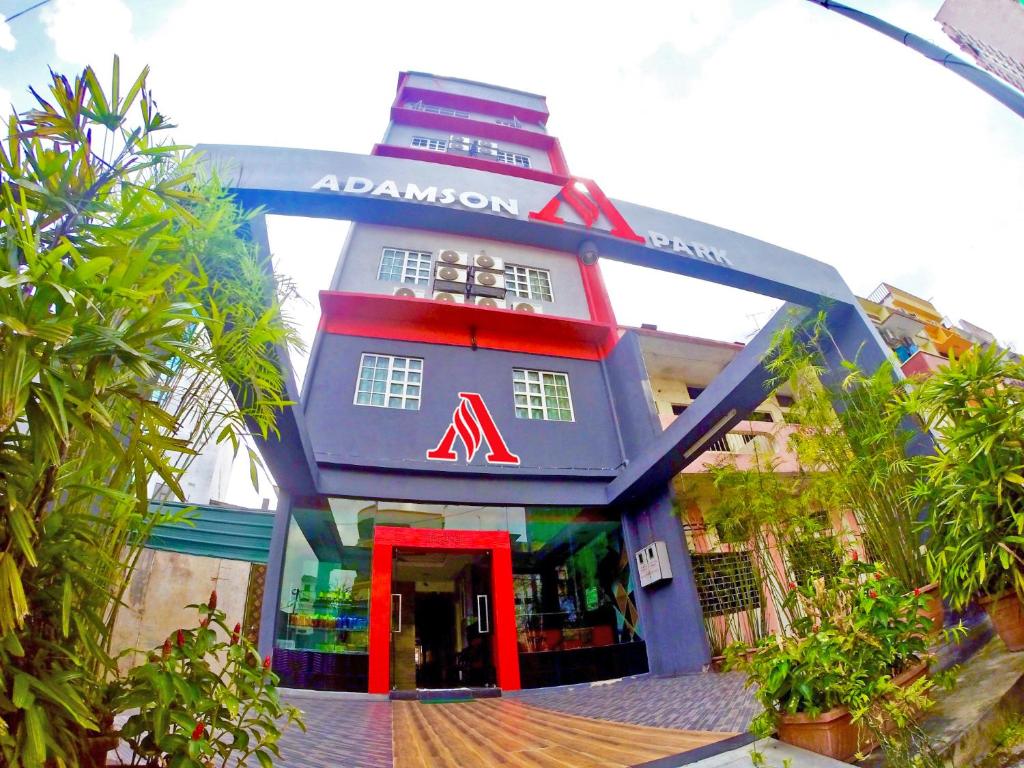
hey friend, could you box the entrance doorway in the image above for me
[390,550,495,689]
[368,527,520,693]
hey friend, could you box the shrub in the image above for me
[727,557,935,737]
[114,592,304,767]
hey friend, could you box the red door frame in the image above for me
[367,526,520,694]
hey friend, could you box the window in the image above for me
[405,101,470,119]
[493,149,531,168]
[495,117,522,128]
[377,248,432,285]
[788,536,842,586]
[504,265,553,302]
[687,386,705,401]
[411,136,448,152]
[748,411,774,423]
[513,369,573,421]
[691,551,761,617]
[775,394,795,408]
[671,403,688,415]
[354,354,423,410]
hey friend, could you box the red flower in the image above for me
[869,589,878,599]
[263,655,272,671]
[788,581,797,590]
[200,617,209,629]
[914,587,922,597]
[191,722,205,741]
[231,623,241,646]
[208,589,218,611]
[875,572,883,580]
[176,629,185,648]
[851,551,859,562]
[162,638,171,659]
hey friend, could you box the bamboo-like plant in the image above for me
[909,345,1024,610]
[0,59,299,766]
[764,315,931,590]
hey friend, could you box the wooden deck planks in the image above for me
[393,698,735,768]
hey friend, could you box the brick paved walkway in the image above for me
[509,672,761,733]
[278,698,393,768]
[272,672,758,767]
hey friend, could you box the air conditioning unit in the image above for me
[508,299,544,314]
[392,286,425,299]
[434,263,468,284]
[472,296,503,310]
[471,251,504,273]
[433,290,466,304]
[437,249,470,267]
[474,141,499,157]
[471,271,505,291]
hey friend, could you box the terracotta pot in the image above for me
[915,583,944,636]
[778,706,872,762]
[776,662,928,762]
[979,592,1024,651]
[709,654,726,672]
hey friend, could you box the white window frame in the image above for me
[377,247,432,286]
[411,136,448,152]
[504,265,554,302]
[493,149,531,168]
[406,101,470,119]
[513,369,574,422]
[354,353,424,410]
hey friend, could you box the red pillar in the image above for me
[490,540,521,691]
[367,540,393,694]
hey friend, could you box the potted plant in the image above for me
[727,557,937,762]
[910,346,1024,650]
[112,591,305,766]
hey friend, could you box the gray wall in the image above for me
[332,223,591,320]
[303,335,625,478]
[383,124,550,172]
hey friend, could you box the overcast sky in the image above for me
[3,0,1022,504]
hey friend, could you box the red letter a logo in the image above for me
[529,177,644,243]
[426,393,521,466]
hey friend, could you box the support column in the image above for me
[258,492,291,657]
[367,540,394,694]
[620,483,710,676]
[490,541,521,691]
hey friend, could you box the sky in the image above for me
[3,0,1023,505]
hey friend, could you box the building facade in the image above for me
[198,71,909,696]
[935,0,1024,93]
[267,73,690,693]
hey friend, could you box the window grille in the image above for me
[513,369,573,421]
[354,354,423,410]
[504,265,552,301]
[691,551,761,617]
[377,248,432,285]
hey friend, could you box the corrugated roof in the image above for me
[146,502,274,563]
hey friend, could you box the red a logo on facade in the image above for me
[426,392,521,466]
[529,177,645,244]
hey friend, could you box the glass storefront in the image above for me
[272,499,646,691]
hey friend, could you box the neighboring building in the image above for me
[632,325,862,655]
[858,282,1009,378]
[935,0,1024,93]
